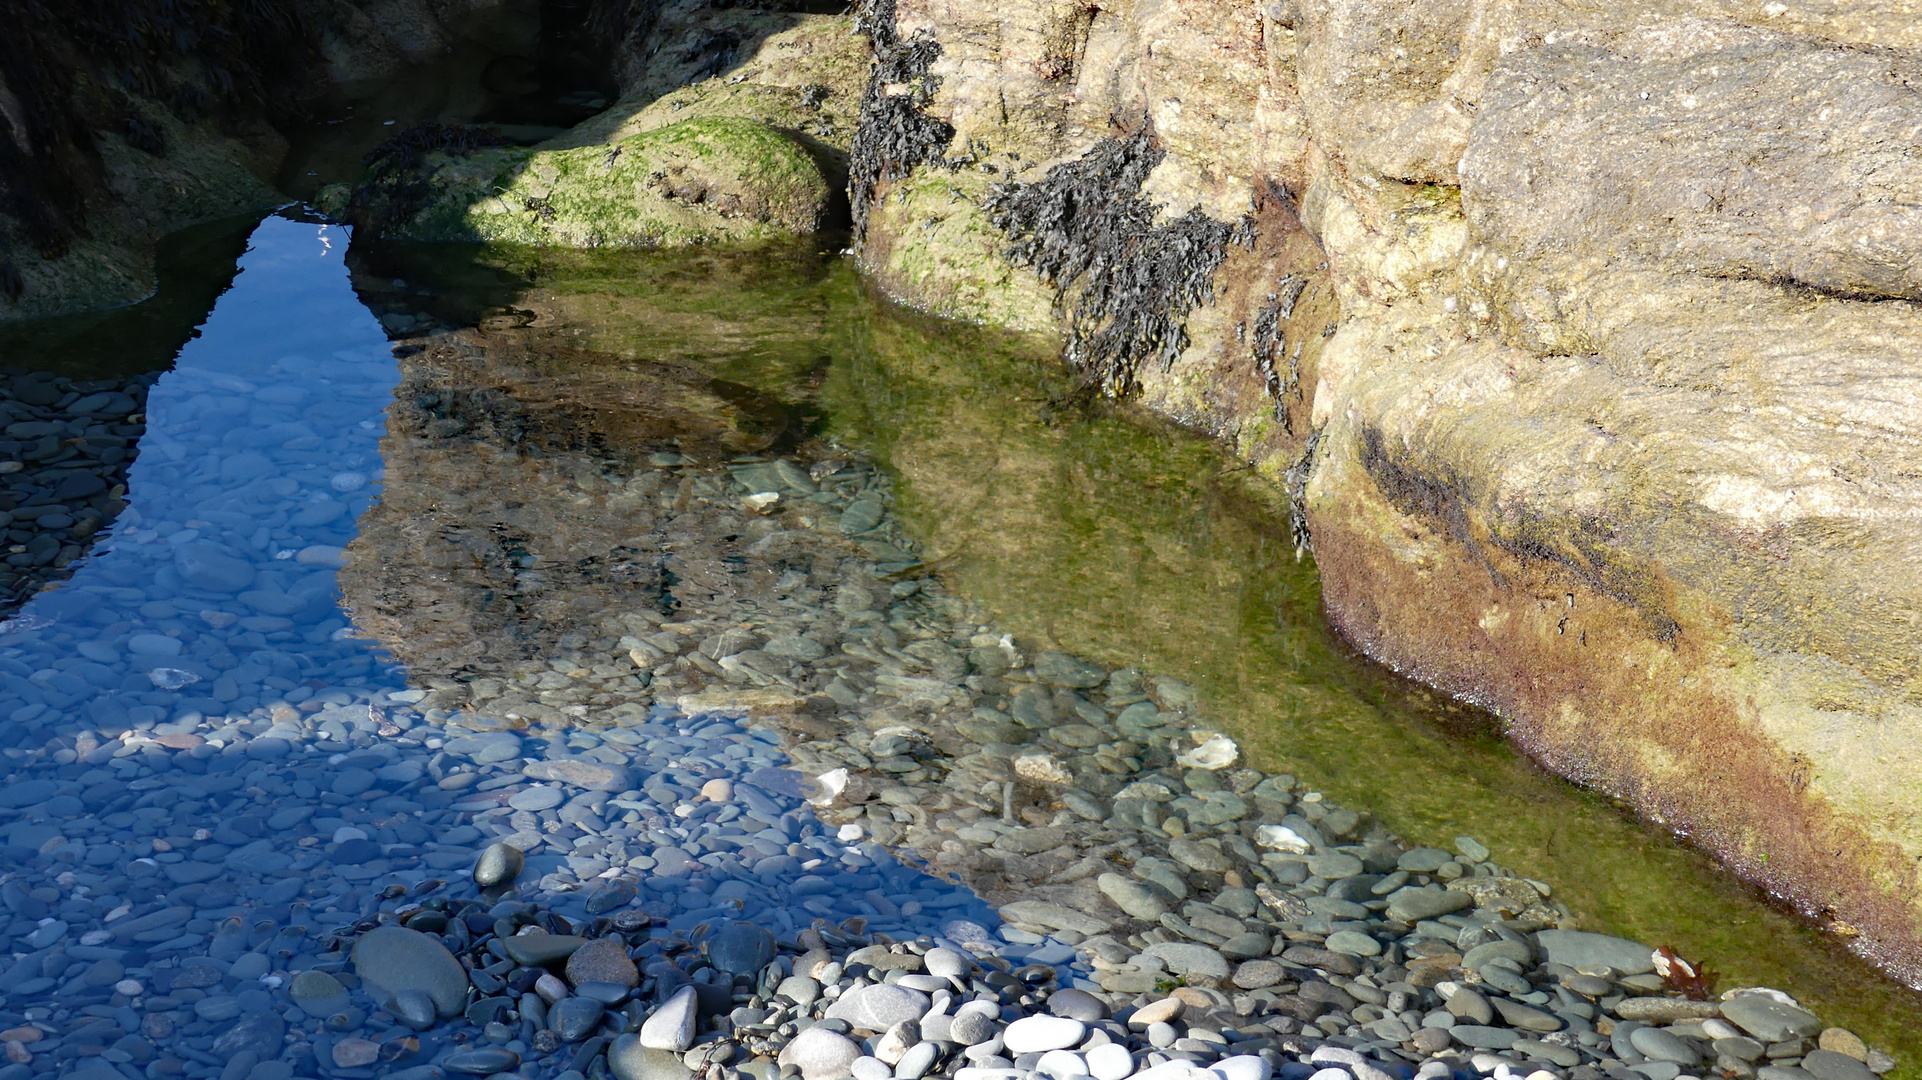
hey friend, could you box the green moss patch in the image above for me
[356,117,833,248]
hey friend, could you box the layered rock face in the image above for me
[851,1,1922,978]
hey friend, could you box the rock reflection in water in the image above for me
[338,322,837,722]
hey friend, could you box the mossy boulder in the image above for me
[351,117,833,247]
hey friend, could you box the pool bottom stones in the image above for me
[0,221,1896,1080]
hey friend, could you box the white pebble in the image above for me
[333,827,369,843]
[1086,1043,1136,1080]
[838,823,864,842]
[1211,1057,1271,1080]
[1037,1051,1089,1080]
[114,980,143,997]
[1003,1015,1085,1054]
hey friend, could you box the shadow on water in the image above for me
[0,215,1008,1074]
[0,215,261,381]
[359,239,1922,1068]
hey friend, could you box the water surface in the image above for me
[6,220,1921,1070]
[357,239,1922,1063]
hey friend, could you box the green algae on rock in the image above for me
[347,117,834,247]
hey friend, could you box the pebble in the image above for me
[640,986,698,1051]
[351,927,468,1018]
[708,921,776,974]
[1005,1015,1087,1054]
[611,1036,695,1080]
[1722,993,1824,1042]
[780,1027,864,1080]
[474,842,525,886]
[567,937,640,987]
[1087,1043,1137,1080]
[949,1009,998,1045]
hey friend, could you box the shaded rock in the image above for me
[351,926,468,1019]
[567,937,640,989]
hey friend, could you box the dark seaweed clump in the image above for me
[1285,428,1321,557]
[1250,273,1308,433]
[848,0,956,238]
[986,127,1254,396]
[346,124,509,238]
[0,0,314,289]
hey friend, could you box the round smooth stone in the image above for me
[351,926,467,1019]
[332,1039,380,1068]
[949,1009,997,1045]
[779,1026,863,1080]
[707,922,775,975]
[1325,931,1382,957]
[331,768,376,796]
[896,1041,941,1080]
[1630,1027,1700,1065]
[508,786,566,811]
[474,843,524,887]
[1004,1016,1086,1055]
[852,1057,894,1080]
[567,938,640,988]
[777,975,822,1008]
[1037,1050,1090,1080]
[288,970,349,1018]
[1231,960,1285,990]
[390,987,437,1031]
[551,996,607,1041]
[640,986,697,1051]
[701,779,734,802]
[1047,989,1108,1022]
[1212,1057,1272,1080]
[611,1040,693,1080]
[575,982,633,1006]
[445,1048,521,1075]
[1305,853,1363,879]
[1087,1044,1136,1080]
[229,953,270,981]
[923,948,969,979]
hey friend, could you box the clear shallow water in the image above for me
[1,215,407,732]
[3,218,1921,1075]
[346,240,1922,1066]
[0,218,1025,1078]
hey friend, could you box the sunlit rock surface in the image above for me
[847,0,1922,978]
